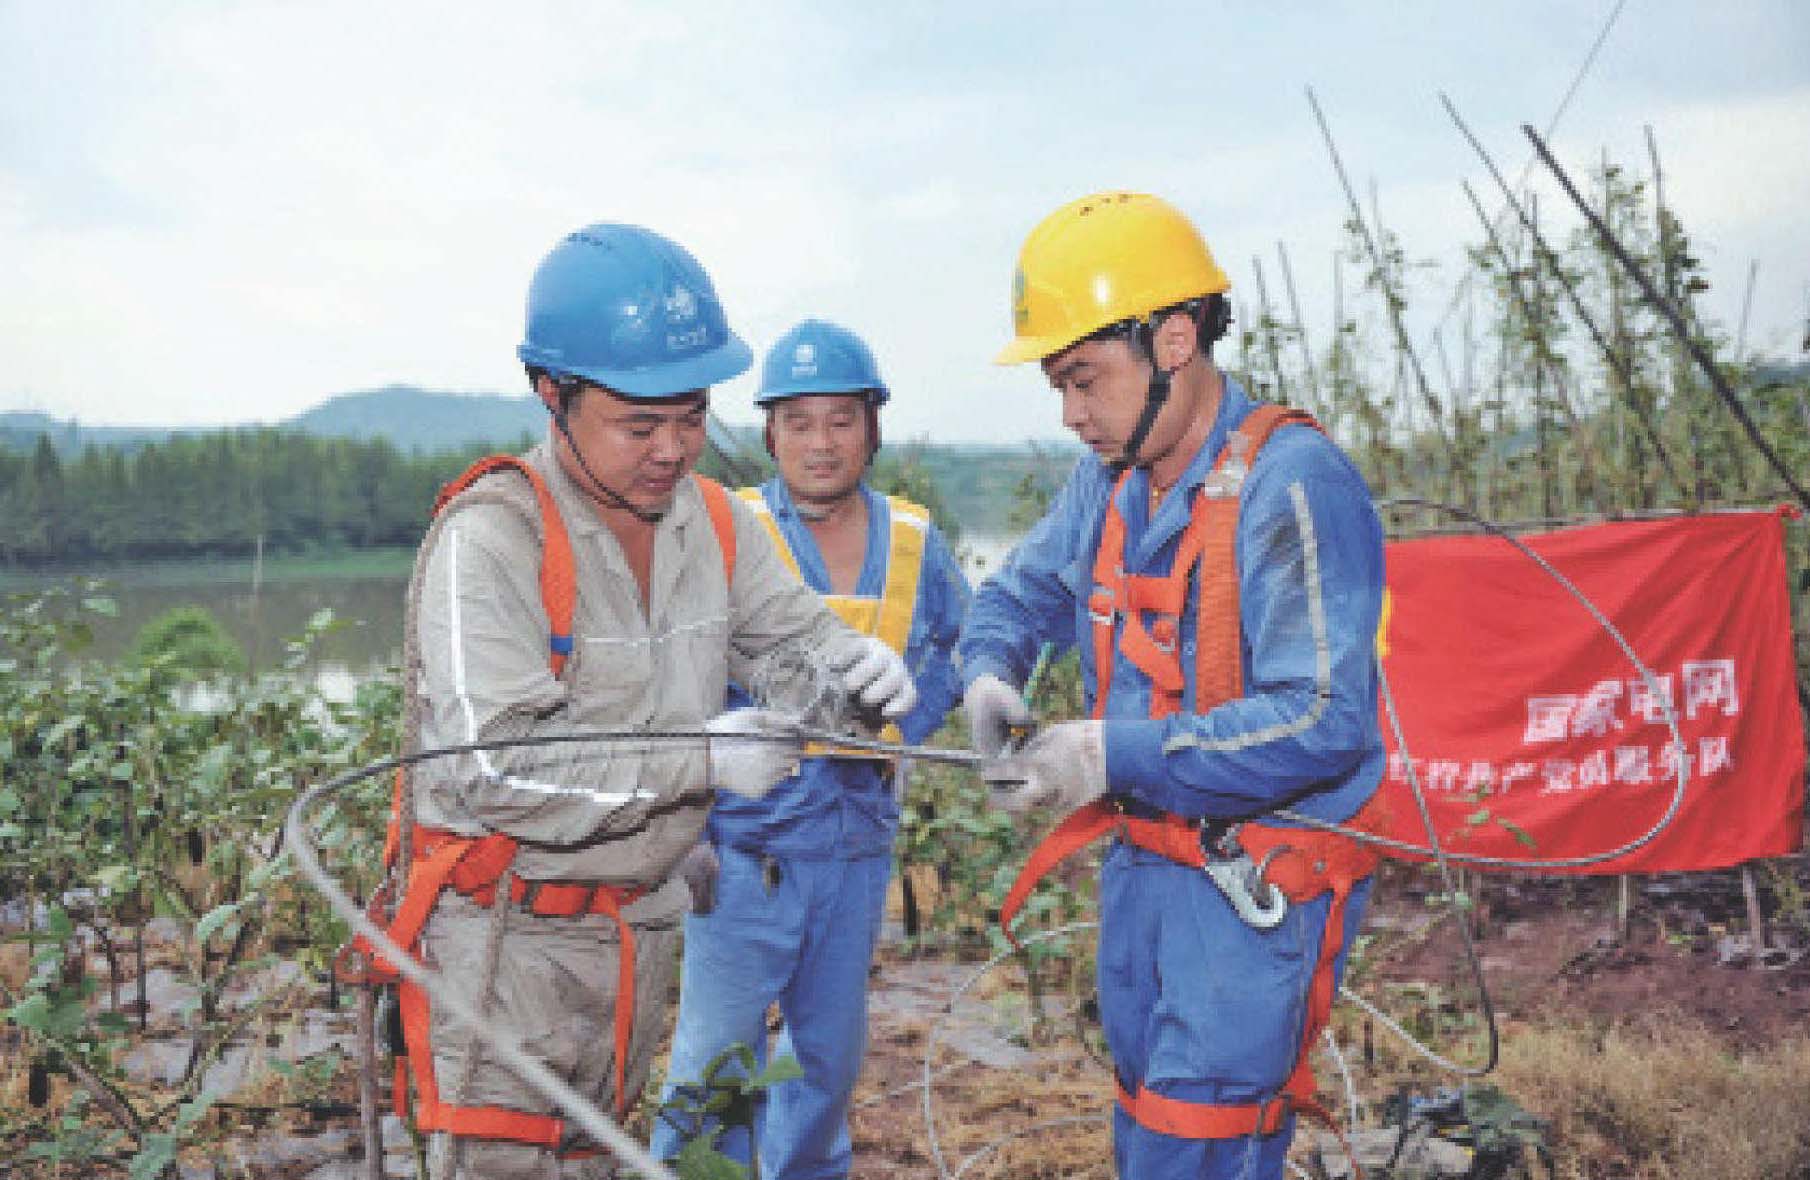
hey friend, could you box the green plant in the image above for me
[652,1044,803,1179]
[1,586,398,1172]
[127,605,246,678]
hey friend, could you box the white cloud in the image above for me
[1,1,1805,442]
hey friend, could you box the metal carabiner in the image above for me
[1203,847,1289,930]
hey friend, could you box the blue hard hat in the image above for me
[517,223,753,398]
[754,319,890,407]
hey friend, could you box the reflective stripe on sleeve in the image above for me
[445,526,655,807]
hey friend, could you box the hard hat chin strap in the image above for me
[551,389,669,525]
[1114,317,1176,471]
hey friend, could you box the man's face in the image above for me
[559,385,708,514]
[768,393,872,504]
[1041,337,1168,465]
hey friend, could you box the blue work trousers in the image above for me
[651,847,891,1179]
[1099,843,1372,1179]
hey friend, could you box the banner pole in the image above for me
[1740,863,1768,967]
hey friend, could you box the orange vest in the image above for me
[999,405,1384,1146]
[344,456,738,1146]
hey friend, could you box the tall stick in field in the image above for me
[1736,259,1759,365]
[1525,125,1810,514]
[1277,241,1323,418]
[1442,92,1685,496]
[1422,0,1629,351]
[1251,254,1290,405]
[1306,85,1456,491]
[1646,124,1707,507]
[1459,181,1605,512]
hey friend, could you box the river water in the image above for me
[3,565,408,674]
[2,531,1025,681]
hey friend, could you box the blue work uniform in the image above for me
[653,477,969,1179]
[959,377,1385,1179]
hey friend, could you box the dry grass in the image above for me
[1320,1008,1810,1179]
[1493,1018,1810,1180]
[851,1044,1114,1180]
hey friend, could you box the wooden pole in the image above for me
[1276,241,1321,417]
[1741,863,1768,967]
[357,984,384,1180]
[1736,258,1759,364]
[1251,255,1288,404]
[1525,123,1810,515]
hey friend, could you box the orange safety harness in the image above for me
[998,404,1384,1145]
[342,456,739,1148]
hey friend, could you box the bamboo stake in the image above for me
[1529,191,1556,519]
[1306,86,1456,475]
[1423,0,1630,345]
[356,983,383,1180]
[1277,241,1322,416]
[1736,259,1759,365]
[1251,255,1289,404]
[1459,181,1605,510]
[1600,147,1644,508]
[1432,330,1457,409]
[1647,125,1708,508]
[1525,124,1810,514]
[1331,249,1348,442]
[1741,863,1768,967]
[1441,92,1686,496]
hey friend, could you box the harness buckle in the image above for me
[1087,586,1118,627]
[1199,433,1252,500]
[1199,822,1289,930]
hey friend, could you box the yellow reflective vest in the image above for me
[735,487,930,748]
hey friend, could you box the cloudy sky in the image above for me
[3,1,1806,443]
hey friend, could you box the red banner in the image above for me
[1373,509,1805,874]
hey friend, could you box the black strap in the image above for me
[552,399,668,524]
[1116,362,1173,470]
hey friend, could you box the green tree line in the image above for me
[0,431,522,568]
[0,419,1051,569]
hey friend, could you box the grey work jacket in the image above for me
[406,440,853,924]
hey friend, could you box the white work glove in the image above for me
[705,708,802,800]
[826,635,918,721]
[963,673,1033,759]
[982,720,1108,815]
[678,840,720,916]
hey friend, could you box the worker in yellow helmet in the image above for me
[961,192,1388,1178]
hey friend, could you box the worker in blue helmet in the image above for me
[398,233,920,1179]
[652,319,970,1178]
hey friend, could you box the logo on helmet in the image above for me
[664,285,698,322]
[667,325,709,351]
[1012,268,1029,331]
[791,342,818,378]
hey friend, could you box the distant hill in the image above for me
[0,413,199,454]
[1753,359,1810,386]
[286,385,542,451]
[0,385,540,456]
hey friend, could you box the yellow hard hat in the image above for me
[996,191,1231,366]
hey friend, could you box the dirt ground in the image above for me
[6,860,1809,1177]
[841,861,1810,1179]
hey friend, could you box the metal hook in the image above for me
[1204,853,1289,930]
